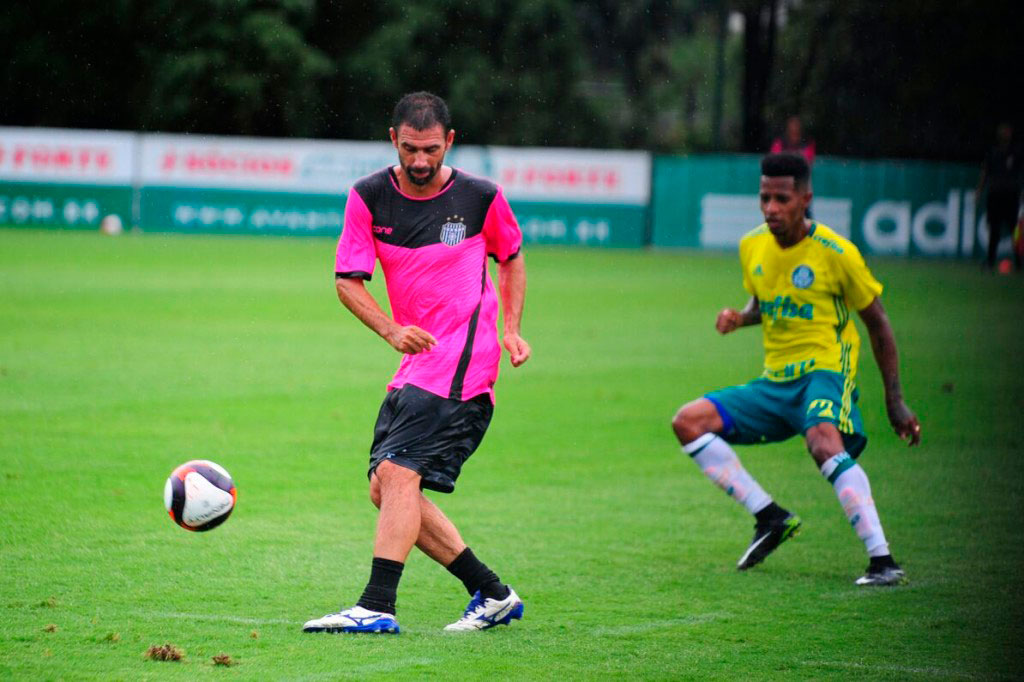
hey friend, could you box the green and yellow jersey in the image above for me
[739,222,882,385]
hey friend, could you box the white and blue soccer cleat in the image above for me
[855,557,908,587]
[302,606,400,634]
[444,587,523,631]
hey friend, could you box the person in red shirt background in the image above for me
[771,115,816,166]
[771,116,816,218]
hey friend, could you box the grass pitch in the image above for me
[1,228,1021,680]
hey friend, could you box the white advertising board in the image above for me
[0,127,135,185]
[139,135,652,203]
[699,194,852,248]
[139,134,396,193]
[488,147,650,204]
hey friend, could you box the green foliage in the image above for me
[0,1,1021,157]
[331,0,604,147]
[0,0,139,129]
[765,0,1024,160]
[1,228,1022,678]
[573,0,743,151]
[137,0,333,136]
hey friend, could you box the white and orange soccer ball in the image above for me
[164,460,237,531]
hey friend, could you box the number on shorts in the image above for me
[807,399,835,419]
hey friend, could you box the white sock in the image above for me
[820,452,890,558]
[683,433,772,515]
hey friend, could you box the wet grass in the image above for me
[1,228,1021,679]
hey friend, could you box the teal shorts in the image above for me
[705,370,867,457]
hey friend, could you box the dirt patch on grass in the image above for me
[145,644,184,662]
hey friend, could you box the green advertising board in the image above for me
[651,155,753,249]
[0,128,136,230]
[651,155,988,258]
[6,127,1002,259]
[135,134,653,245]
[0,182,132,230]
[139,187,345,237]
[509,201,648,247]
[138,189,648,246]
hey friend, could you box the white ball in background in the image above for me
[100,214,123,235]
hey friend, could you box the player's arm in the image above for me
[857,298,921,446]
[497,255,530,367]
[335,277,436,354]
[716,296,761,334]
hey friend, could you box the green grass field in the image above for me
[1,228,1022,680]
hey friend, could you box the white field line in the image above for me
[274,660,442,682]
[802,659,982,679]
[592,612,728,635]
[325,658,440,673]
[145,610,295,625]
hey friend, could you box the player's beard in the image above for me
[404,155,444,186]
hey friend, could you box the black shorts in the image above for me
[367,384,493,493]
[987,190,1020,229]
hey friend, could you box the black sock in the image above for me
[754,502,789,524]
[356,557,404,615]
[869,554,898,569]
[446,547,509,600]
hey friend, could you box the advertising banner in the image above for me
[0,127,135,228]
[139,134,394,192]
[10,126,993,259]
[137,134,385,235]
[489,147,650,247]
[651,155,988,258]
[138,134,652,244]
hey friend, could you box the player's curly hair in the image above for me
[761,153,810,187]
[393,92,451,132]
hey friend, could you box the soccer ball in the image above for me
[99,214,123,235]
[164,460,237,531]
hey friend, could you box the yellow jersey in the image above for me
[738,222,882,384]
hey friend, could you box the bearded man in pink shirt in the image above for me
[304,92,530,635]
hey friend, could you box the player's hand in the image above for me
[387,325,437,354]
[887,399,921,446]
[716,308,743,334]
[503,332,531,367]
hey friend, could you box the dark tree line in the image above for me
[1,0,1020,161]
[760,0,1023,161]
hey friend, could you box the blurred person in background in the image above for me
[771,115,816,167]
[976,122,1022,271]
[771,115,815,218]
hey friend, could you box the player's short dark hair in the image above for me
[392,92,451,132]
[761,153,810,187]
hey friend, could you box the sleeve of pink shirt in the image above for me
[334,188,376,279]
[482,188,522,262]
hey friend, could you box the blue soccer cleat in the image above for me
[302,606,400,634]
[444,587,523,631]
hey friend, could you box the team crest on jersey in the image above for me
[792,264,814,289]
[440,216,467,247]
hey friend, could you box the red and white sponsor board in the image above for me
[141,135,651,203]
[140,134,395,193]
[489,147,650,205]
[0,127,135,184]
[1,128,652,207]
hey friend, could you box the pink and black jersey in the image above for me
[335,167,522,404]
